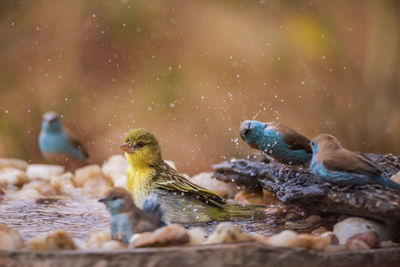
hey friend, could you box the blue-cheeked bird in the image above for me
[310,134,400,189]
[99,187,166,244]
[240,120,312,165]
[39,111,89,169]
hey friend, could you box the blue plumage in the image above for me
[310,134,400,189]
[240,120,312,165]
[99,187,165,244]
[39,111,89,165]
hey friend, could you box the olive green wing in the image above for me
[152,162,226,208]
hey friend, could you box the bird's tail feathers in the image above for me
[142,193,165,220]
[223,203,266,220]
[377,176,400,189]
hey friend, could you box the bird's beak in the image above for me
[98,197,107,203]
[120,142,136,153]
[239,121,251,139]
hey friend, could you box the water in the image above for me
[0,191,324,242]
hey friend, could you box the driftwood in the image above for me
[213,153,400,224]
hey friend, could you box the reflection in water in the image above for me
[0,193,323,242]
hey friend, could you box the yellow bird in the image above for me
[120,128,265,223]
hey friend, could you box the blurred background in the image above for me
[0,0,399,175]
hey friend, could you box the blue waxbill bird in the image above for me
[240,120,312,165]
[310,134,400,189]
[39,111,89,169]
[99,187,166,244]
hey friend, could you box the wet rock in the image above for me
[82,231,111,249]
[391,171,400,183]
[265,230,334,251]
[187,227,206,245]
[333,217,392,244]
[0,158,28,171]
[13,188,44,200]
[129,224,189,248]
[73,165,113,195]
[21,180,56,196]
[50,172,76,195]
[346,231,379,249]
[0,223,24,250]
[82,231,126,250]
[204,223,256,244]
[0,168,29,187]
[190,172,238,199]
[234,189,264,205]
[26,164,65,181]
[213,154,400,224]
[345,239,370,250]
[102,155,128,188]
[27,230,76,251]
[379,240,400,248]
[284,215,322,230]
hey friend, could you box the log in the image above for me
[213,153,400,224]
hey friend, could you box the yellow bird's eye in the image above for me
[136,142,145,149]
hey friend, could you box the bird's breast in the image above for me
[127,165,155,206]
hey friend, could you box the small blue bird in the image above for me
[99,187,166,244]
[39,111,89,169]
[240,120,312,165]
[310,134,400,189]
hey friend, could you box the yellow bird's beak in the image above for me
[120,142,136,153]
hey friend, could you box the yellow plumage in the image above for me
[121,128,265,222]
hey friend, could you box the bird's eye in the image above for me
[136,142,145,148]
[243,129,251,135]
[111,196,118,200]
[310,141,315,146]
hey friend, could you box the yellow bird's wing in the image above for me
[152,161,226,208]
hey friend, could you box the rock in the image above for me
[190,172,238,199]
[50,172,76,195]
[265,230,334,251]
[265,230,309,248]
[129,224,189,248]
[73,165,113,195]
[13,188,44,200]
[0,158,28,171]
[26,164,65,181]
[187,227,206,245]
[101,155,128,188]
[102,240,126,250]
[21,180,56,196]
[213,154,400,224]
[391,171,400,183]
[82,231,111,249]
[204,223,256,244]
[27,230,77,251]
[284,215,322,230]
[346,231,379,249]
[0,223,24,250]
[333,217,392,244]
[0,167,29,187]
[345,239,370,250]
[234,190,265,205]
[379,240,400,248]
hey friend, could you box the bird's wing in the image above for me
[152,162,225,208]
[277,124,312,153]
[321,149,382,176]
[64,127,89,158]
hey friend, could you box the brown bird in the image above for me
[310,134,400,189]
[99,187,166,243]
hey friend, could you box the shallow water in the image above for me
[0,192,323,242]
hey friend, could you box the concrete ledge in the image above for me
[1,243,400,267]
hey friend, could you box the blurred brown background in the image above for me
[0,0,399,175]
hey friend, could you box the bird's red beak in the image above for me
[120,142,136,153]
